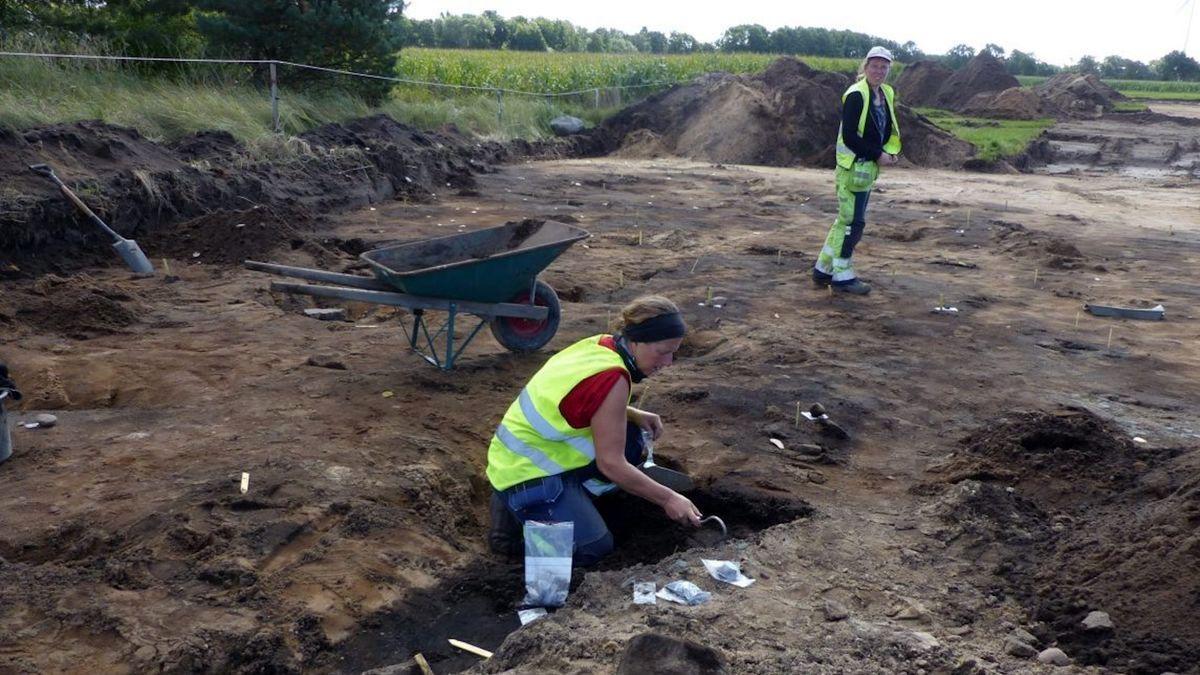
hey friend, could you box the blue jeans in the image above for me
[493,421,645,567]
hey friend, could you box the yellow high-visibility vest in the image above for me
[486,335,629,490]
[835,79,901,169]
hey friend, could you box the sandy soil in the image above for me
[2,120,1199,674]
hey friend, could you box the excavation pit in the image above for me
[334,483,812,673]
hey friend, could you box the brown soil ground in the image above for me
[931,52,1020,111]
[2,103,1200,674]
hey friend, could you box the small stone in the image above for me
[807,471,827,484]
[822,599,849,621]
[306,355,347,370]
[1081,610,1113,631]
[670,558,689,572]
[1004,636,1038,658]
[34,413,58,428]
[1037,647,1071,666]
[892,598,930,622]
[946,625,973,636]
[303,308,346,321]
[1009,627,1039,646]
[893,630,939,652]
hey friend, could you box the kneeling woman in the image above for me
[486,295,701,566]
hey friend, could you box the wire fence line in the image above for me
[0,50,690,132]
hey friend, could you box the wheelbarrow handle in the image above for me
[29,163,124,243]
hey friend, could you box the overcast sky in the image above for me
[404,0,1197,66]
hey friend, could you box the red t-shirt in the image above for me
[558,335,629,428]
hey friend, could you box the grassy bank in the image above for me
[918,108,1054,162]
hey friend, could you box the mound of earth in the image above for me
[1035,72,1128,118]
[0,116,597,277]
[923,408,1200,672]
[893,59,954,107]
[598,57,972,169]
[0,273,143,340]
[938,407,1139,509]
[932,51,1020,111]
[960,86,1054,120]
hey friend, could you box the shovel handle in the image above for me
[30,164,124,242]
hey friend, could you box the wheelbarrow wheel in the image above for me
[490,280,560,353]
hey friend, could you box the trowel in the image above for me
[640,431,695,492]
[30,163,155,275]
[801,402,850,440]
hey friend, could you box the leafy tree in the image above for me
[718,24,770,52]
[196,0,404,103]
[1100,55,1152,79]
[982,43,1005,59]
[436,13,494,49]
[507,20,546,51]
[1155,50,1200,80]
[943,43,976,69]
[667,31,697,54]
[482,10,508,48]
[1072,55,1099,75]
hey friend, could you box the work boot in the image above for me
[487,490,522,558]
[812,269,832,288]
[834,279,871,295]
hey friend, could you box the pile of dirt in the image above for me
[597,57,973,169]
[931,52,1020,110]
[960,86,1051,120]
[945,407,1140,508]
[893,60,954,107]
[1035,72,1128,117]
[139,204,313,265]
[0,116,598,277]
[0,273,142,339]
[923,408,1200,672]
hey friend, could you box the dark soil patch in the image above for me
[0,116,598,277]
[927,409,1199,673]
[333,483,811,673]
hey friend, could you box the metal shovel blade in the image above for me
[113,238,155,276]
[641,463,695,492]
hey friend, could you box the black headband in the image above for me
[622,312,686,342]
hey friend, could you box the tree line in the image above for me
[3,3,1198,84]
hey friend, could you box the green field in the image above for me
[394,48,873,95]
[917,108,1055,162]
[1015,74,1200,100]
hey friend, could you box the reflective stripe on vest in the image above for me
[835,79,902,170]
[486,335,629,490]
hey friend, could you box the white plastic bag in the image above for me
[522,521,574,607]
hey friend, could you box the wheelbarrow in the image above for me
[246,219,589,369]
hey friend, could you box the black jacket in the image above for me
[841,89,894,162]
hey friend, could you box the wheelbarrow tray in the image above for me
[361,220,589,304]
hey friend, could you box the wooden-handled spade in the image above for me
[29,163,155,275]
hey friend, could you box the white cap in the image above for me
[866,46,894,62]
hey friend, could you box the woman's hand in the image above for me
[627,406,664,441]
[662,492,702,526]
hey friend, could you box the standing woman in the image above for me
[813,45,902,295]
[485,295,701,567]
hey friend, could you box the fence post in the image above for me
[270,61,281,134]
[495,88,503,129]
[594,88,600,109]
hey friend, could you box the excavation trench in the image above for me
[333,484,813,673]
